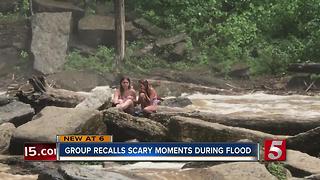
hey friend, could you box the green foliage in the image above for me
[0,12,20,22]
[14,0,30,17]
[124,41,170,73]
[266,163,287,180]
[19,50,29,61]
[65,46,115,74]
[127,0,320,75]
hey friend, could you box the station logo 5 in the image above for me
[264,139,286,161]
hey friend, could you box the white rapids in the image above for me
[182,92,320,119]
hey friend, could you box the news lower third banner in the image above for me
[24,135,260,161]
[58,142,259,161]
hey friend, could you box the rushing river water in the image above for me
[182,92,320,119]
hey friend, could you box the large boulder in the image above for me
[133,18,165,36]
[57,164,134,180]
[76,86,113,110]
[0,18,30,49]
[287,127,320,156]
[104,162,276,180]
[0,101,34,127]
[47,70,106,91]
[228,63,250,79]
[31,12,72,74]
[103,108,168,141]
[32,0,85,32]
[155,33,188,48]
[0,48,21,77]
[78,15,141,47]
[10,106,104,154]
[168,116,282,142]
[0,95,14,106]
[207,162,277,180]
[0,123,15,154]
[0,163,38,180]
[284,150,320,177]
[168,42,188,61]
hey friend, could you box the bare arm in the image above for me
[112,89,120,104]
[129,89,137,102]
[149,88,158,100]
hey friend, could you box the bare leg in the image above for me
[116,99,134,114]
[143,105,157,114]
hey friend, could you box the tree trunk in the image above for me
[114,0,125,71]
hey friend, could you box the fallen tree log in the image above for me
[288,63,320,74]
[11,76,88,112]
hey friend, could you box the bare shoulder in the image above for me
[129,88,136,93]
[114,89,120,95]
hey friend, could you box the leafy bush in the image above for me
[65,46,114,74]
[266,163,287,180]
[126,0,320,75]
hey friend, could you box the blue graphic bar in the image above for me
[58,142,259,161]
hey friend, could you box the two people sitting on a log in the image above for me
[112,77,160,116]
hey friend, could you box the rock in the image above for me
[228,63,250,79]
[161,97,192,108]
[58,164,135,180]
[284,150,320,177]
[208,162,277,180]
[0,17,30,49]
[169,42,188,61]
[305,174,320,179]
[0,95,13,106]
[133,18,165,36]
[0,101,34,127]
[10,106,104,154]
[168,116,280,142]
[105,162,275,180]
[155,33,188,47]
[76,86,113,110]
[0,163,38,180]
[150,110,193,126]
[32,0,85,32]
[18,161,63,180]
[182,161,225,169]
[0,123,15,154]
[0,0,19,13]
[0,48,21,77]
[31,12,72,74]
[103,108,168,141]
[135,168,225,180]
[78,15,141,47]
[104,162,224,180]
[286,75,320,90]
[47,70,107,91]
[69,37,96,56]
[287,127,320,156]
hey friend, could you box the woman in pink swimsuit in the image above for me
[137,79,160,115]
[112,77,136,114]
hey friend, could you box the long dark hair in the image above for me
[139,79,150,98]
[119,77,131,96]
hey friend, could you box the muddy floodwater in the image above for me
[183,92,320,119]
